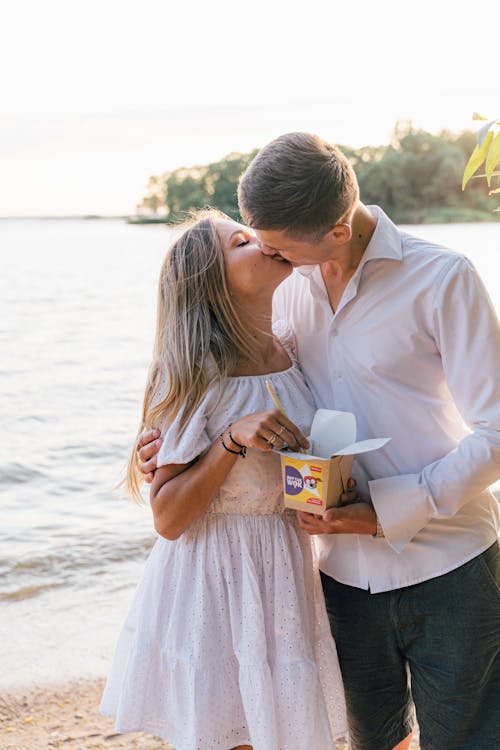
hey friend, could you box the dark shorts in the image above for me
[321,542,500,750]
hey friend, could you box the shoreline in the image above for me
[0,677,420,750]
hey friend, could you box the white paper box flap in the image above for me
[334,437,391,456]
[277,409,390,461]
[310,409,356,458]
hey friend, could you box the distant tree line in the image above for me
[135,123,499,224]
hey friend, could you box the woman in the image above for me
[100,210,347,749]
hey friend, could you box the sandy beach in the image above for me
[0,679,169,750]
[0,678,421,750]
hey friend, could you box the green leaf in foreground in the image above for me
[462,130,494,190]
[485,131,500,186]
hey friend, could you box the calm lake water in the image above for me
[1,218,499,688]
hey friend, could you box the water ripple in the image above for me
[0,533,156,602]
[0,463,48,485]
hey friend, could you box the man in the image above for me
[139,132,500,750]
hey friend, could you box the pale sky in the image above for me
[1,0,498,216]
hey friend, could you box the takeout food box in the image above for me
[279,409,390,515]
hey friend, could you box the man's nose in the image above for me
[260,243,275,256]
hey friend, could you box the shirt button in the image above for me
[331,328,338,337]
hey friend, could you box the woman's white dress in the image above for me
[100,327,347,749]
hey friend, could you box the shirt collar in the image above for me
[360,205,403,263]
[297,205,403,278]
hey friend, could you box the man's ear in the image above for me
[330,222,352,244]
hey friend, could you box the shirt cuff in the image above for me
[368,473,436,553]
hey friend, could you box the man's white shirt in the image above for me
[273,206,500,593]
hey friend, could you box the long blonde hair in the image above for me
[126,209,257,500]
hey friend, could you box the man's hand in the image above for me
[297,501,377,536]
[137,428,163,483]
[338,477,360,505]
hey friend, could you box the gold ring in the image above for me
[268,432,278,445]
[277,425,285,436]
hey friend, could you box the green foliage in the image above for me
[462,114,500,211]
[353,122,496,223]
[140,150,259,223]
[137,124,500,224]
[135,175,166,217]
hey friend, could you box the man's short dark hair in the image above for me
[238,132,359,241]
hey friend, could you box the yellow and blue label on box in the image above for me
[283,455,326,509]
[280,451,352,515]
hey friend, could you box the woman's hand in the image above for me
[228,409,309,453]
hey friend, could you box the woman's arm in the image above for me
[150,409,309,540]
[150,440,237,540]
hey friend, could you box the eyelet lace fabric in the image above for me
[100,324,348,748]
